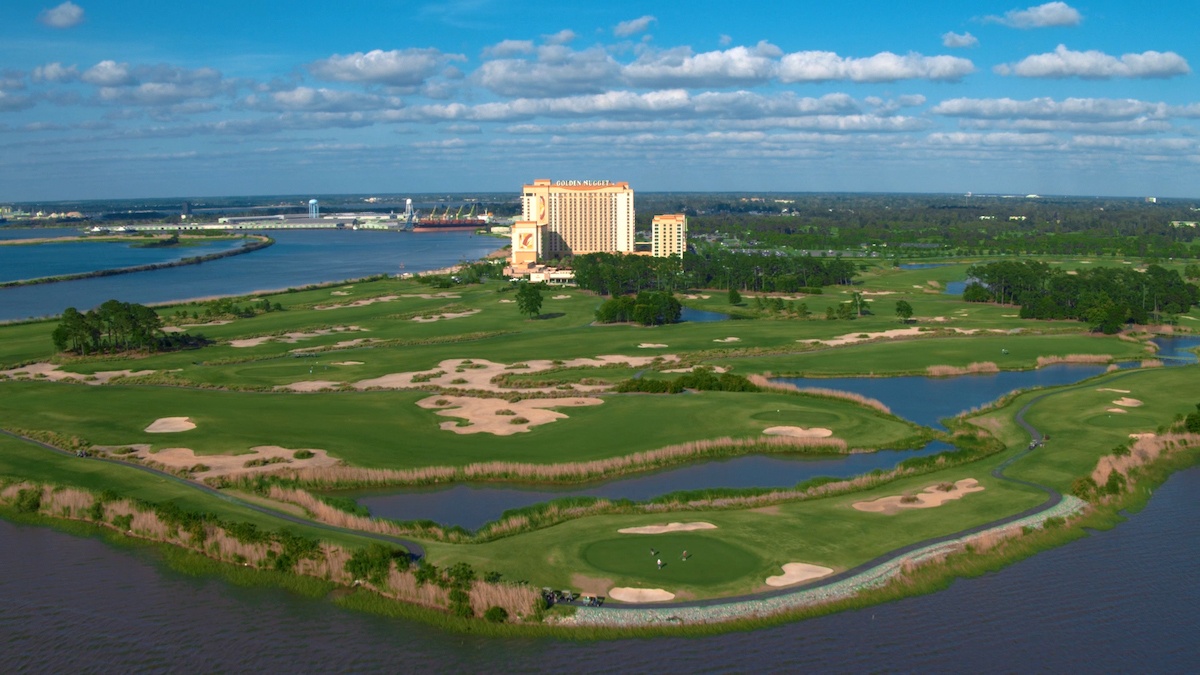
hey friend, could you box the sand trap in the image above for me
[0,362,156,385]
[1130,432,1157,439]
[498,299,515,303]
[230,326,364,348]
[552,294,571,299]
[416,395,603,435]
[411,309,480,323]
[121,444,337,480]
[1112,397,1143,407]
[765,562,834,587]
[353,355,678,394]
[853,478,984,514]
[1107,408,1128,414]
[805,326,977,348]
[314,295,399,310]
[661,365,727,374]
[860,291,895,296]
[331,291,351,296]
[618,522,717,535]
[1098,388,1131,394]
[144,417,196,433]
[713,337,741,343]
[333,361,363,366]
[403,292,461,299]
[762,426,834,438]
[639,343,669,348]
[277,380,343,392]
[912,285,924,289]
[608,587,675,603]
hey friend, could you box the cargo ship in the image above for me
[411,204,493,232]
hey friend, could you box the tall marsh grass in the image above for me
[747,376,893,415]
[926,362,999,377]
[1035,354,1112,367]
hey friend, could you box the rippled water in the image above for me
[0,238,246,284]
[4,467,1196,671]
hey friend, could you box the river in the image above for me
[0,229,502,321]
[2,466,1196,672]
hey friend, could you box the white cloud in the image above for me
[942,32,978,48]
[719,35,733,47]
[243,87,403,113]
[32,62,79,83]
[985,2,1082,29]
[483,40,533,58]
[38,2,84,29]
[543,29,576,45]
[995,45,1190,79]
[308,49,464,87]
[82,60,134,86]
[475,46,620,97]
[959,118,1173,136]
[931,97,1170,121]
[779,51,974,82]
[0,90,35,111]
[614,15,656,37]
[623,42,782,88]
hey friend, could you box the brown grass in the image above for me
[1091,432,1200,488]
[1140,359,1163,368]
[748,375,892,415]
[926,362,999,377]
[470,581,540,619]
[1036,354,1112,367]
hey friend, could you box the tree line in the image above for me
[964,261,1199,332]
[52,299,207,354]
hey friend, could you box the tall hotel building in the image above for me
[511,179,634,266]
[651,214,687,258]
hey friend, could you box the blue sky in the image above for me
[2,1,1199,201]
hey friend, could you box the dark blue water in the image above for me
[680,307,731,322]
[355,443,953,530]
[0,238,245,283]
[0,229,501,320]
[944,280,966,294]
[3,465,1196,671]
[0,227,80,240]
[777,363,1112,428]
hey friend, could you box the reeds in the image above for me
[747,376,893,415]
[469,581,540,619]
[1140,359,1163,368]
[926,362,999,377]
[1036,354,1112,367]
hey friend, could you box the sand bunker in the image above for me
[144,417,196,433]
[330,291,351,296]
[618,522,717,535]
[762,426,834,438]
[552,294,572,300]
[608,587,675,603]
[416,395,603,435]
[122,445,337,480]
[314,295,398,310]
[411,309,480,323]
[402,292,461,299]
[1107,408,1128,414]
[0,362,156,385]
[1130,432,1157,439]
[713,337,741,343]
[853,478,984,514]
[1098,388,1131,394]
[639,343,669,348]
[860,291,895,296]
[498,299,515,304]
[333,361,363,366]
[1112,397,1143,407]
[353,355,678,394]
[277,380,343,392]
[682,294,711,300]
[230,326,364,348]
[805,326,977,348]
[662,365,727,374]
[765,563,834,587]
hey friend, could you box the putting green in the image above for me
[581,533,762,586]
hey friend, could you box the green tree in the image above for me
[895,299,914,323]
[515,282,544,319]
[727,287,741,305]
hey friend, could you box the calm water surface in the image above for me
[0,229,501,320]
[3,466,1197,672]
[0,238,245,283]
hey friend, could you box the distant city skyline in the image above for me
[2,1,1199,201]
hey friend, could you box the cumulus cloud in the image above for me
[985,2,1081,29]
[942,32,978,48]
[38,2,84,29]
[543,29,576,45]
[779,50,974,82]
[308,48,464,87]
[82,60,135,86]
[242,87,403,113]
[32,62,79,83]
[483,40,533,58]
[623,42,782,88]
[81,63,229,106]
[931,97,1170,121]
[475,45,620,97]
[0,90,35,112]
[995,45,1190,79]
[614,15,656,37]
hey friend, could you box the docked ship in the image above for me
[411,204,493,232]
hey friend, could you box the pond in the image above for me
[680,307,732,322]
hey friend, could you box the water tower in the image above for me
[308,199,319,219]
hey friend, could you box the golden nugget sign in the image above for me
[554,180,612,186]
